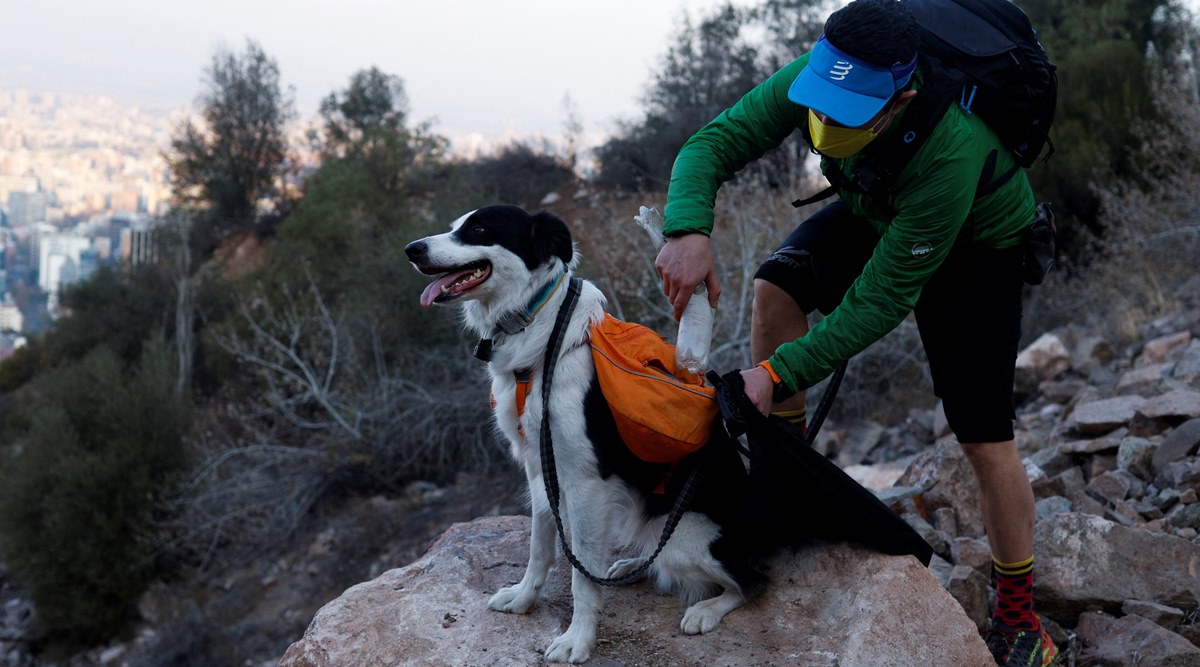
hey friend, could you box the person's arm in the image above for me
[661,54,812,238]
[767,111,990,392]
[656,55,811,316]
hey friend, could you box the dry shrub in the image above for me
[160,275,496,570]
[1030,85,1200,345]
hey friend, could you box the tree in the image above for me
[168,40,295,254]
[40,264,173,368]
[594,1,824,191]
[273,68,450,310]
[460,140,576,209]
[1020,0,1198,252]
[311,67,446,194]
[0,338,189,649]
[317,67,409,157]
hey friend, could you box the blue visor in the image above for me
[788,35,917,127]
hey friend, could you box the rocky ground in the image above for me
[852,306,1200,665]
[4,298,1200,665]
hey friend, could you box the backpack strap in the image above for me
[975,147,1021,199]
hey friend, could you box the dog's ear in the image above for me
[529,211,574,267]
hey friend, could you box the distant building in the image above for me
[0,297,23,333]
[79,247,99,281]
[110,190,141,213]
[119,220,155,265]
[37,233,92,307]
[7,191,49,228]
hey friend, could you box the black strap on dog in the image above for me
[539,277,710,587]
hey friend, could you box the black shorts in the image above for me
[754,201,1024,444]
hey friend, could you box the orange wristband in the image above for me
[756,360,782,384]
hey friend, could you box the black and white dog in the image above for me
[405,205,766,664]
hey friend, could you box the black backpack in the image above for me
[795,0,1058,208]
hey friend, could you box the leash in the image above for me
[538,277,711,587]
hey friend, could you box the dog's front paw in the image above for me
[544,626,595,664]
[605,556,648,580]
[488,584,537,614]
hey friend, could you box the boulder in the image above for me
[1152,419,1200,474]
[1156,458,1200,490]
[280,516,994,667]
[1035,513,1200,617]
[1139,390,1200,421]
[1117,436,1159,481]
[1069,396,1149,435]
[945,566,991,632]
[1035,496,1073,522]
[1140,331,1193,366]
[1118,363,1171,390]
[1086,470,1134,505]
[895,439,985,537]
[1015,333,1071,395]
[1172,340,1200,382]
[1075,611,1200,666]
[949,536,992,578]
[1121,600,1186,629]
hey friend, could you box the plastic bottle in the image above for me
[633,205,715,376]
[675,284,714,376]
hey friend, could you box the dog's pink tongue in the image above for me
[419,270,472,308]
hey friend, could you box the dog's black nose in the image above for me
[405,241,428,262]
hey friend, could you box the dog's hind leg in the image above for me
[653,513,749,636]
[680,588,746,635]
[488,473,556,615]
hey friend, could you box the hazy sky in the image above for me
[2,0,745,151]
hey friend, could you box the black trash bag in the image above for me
[707,369,934,566]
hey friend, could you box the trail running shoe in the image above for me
[984,617,1059,666]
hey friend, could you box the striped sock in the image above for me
[992,556,1038,630]
[771,407,807,433]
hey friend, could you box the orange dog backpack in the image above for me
[588,313,718,463]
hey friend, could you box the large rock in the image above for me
[1075,610,1200,666]
[1152,418,1200,474]
[280,516,994,666]
[895,438,985,537]
[1140,331,1193,366]
[1139,390,1200,420]
[1015,333,1071,395]
[1035,513,1200,617]
[1069,396,1149,435]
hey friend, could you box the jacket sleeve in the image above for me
[767,110,991,392]
[662,54,811,237]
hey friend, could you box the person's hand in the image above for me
[739,365,774,416]
[654,233,721,321]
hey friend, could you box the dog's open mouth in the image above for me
[419,261,492,307]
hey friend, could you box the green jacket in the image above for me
[663,52,1036,392]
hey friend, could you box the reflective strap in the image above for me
[514,368,532,435]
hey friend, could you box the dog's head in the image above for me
[405,205,574,309]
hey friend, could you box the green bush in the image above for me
[0,337,190,649]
